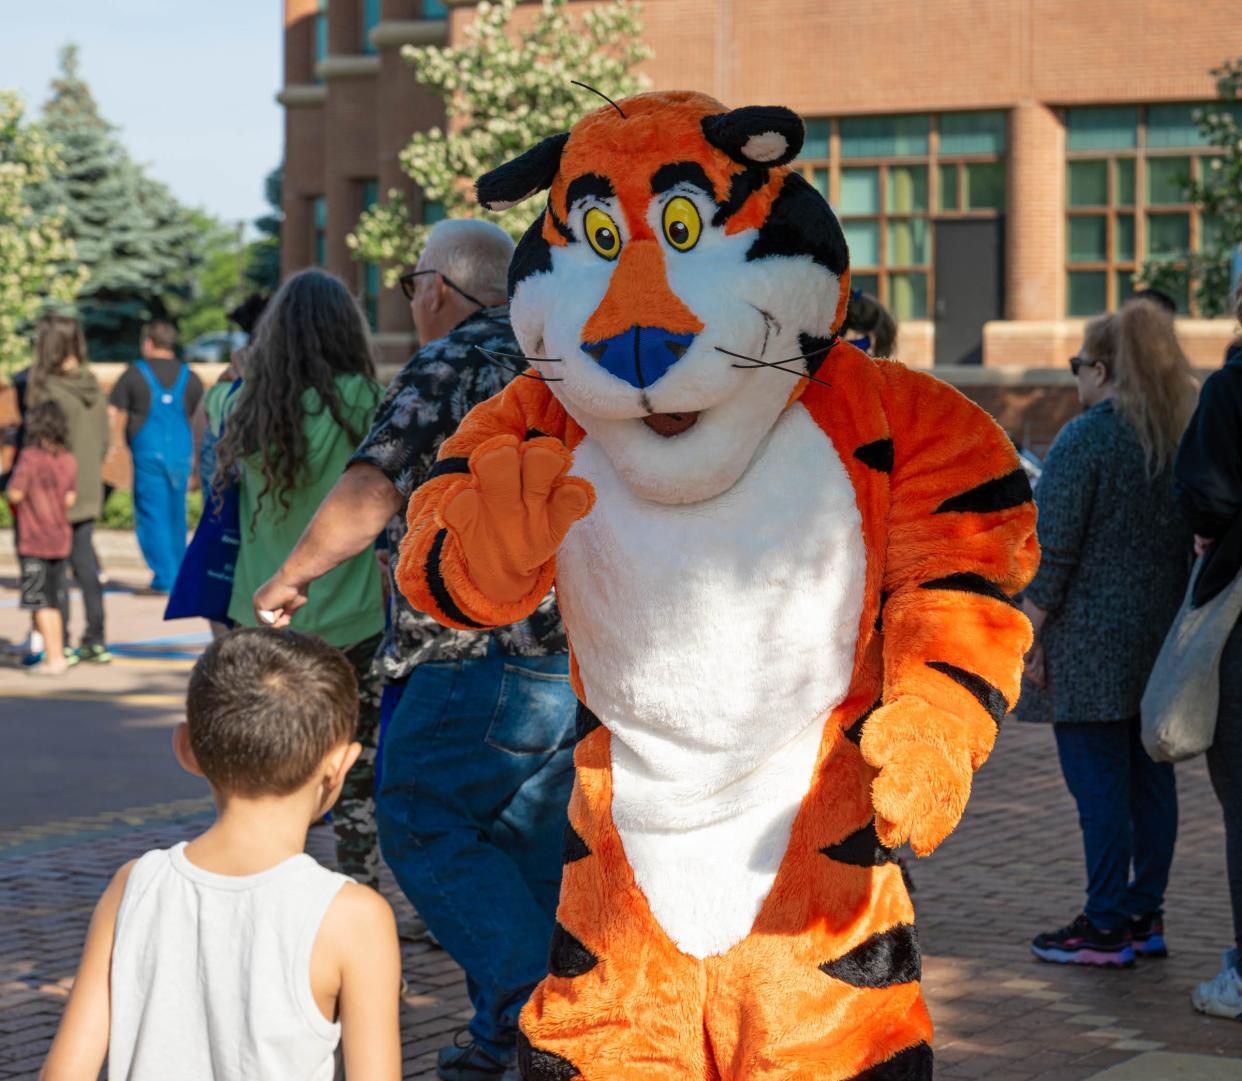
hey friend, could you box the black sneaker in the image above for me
[1031,913,1135,967]
[1130,911,1169,958]
[436,1032,510,1081]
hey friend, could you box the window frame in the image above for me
[1064,104,1224,317]
[359,180,380,329]
[795,112,1007,322]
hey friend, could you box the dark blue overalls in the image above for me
[131,360,192,592]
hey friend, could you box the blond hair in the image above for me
[1082,299,1198,475]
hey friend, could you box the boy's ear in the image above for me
[172,723,205,778]
[328,741,363,790]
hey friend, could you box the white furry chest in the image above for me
[556,403,866,957]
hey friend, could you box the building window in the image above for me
[313,0,329,81]
[422,198,447,225]
[422,0,449,18]
[1064,102,1242,316]
[312,196,327,266]
[361,0,380,54]
[796,111,1006,321]
[360,181,379,329]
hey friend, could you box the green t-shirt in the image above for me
[227,373,385,648]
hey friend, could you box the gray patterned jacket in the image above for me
[1020,400,1193,724]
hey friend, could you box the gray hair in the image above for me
[419,219,515,306]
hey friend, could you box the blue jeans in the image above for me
[132,453,188,592]
[1054,718,1179,931]
[376,650,576,1061]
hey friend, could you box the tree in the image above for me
[1140,58,1242,316]
[0,91,86,376]
[34,45,204,359]
[350,0,649,282]
[244,163,283,294]
[178,212,246,341]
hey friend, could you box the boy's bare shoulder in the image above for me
[321,882,397,944]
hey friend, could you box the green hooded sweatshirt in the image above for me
[30,367,110,523]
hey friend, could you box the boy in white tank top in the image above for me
[40,628,402,1081]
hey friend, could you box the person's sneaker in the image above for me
[21,650,46,668]
[1191,948,1242,1020]
[1031,913,1135,967]
[63,648,80,668]
[1130,911,1169,958]
[75,644,113,664]
[436,1032,509,1081]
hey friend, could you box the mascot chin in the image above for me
[398,90,1039,1081]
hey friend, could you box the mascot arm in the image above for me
[395,375,594,630]
[861,363,1039,856]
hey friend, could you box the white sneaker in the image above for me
[1191,948,1242,1020]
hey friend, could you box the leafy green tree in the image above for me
[34,45,204,359]
[244,164,283,294]
[0,90,86,375]
[1140,58,1242,316]
[179,212,246,341]
[350,0,649,282]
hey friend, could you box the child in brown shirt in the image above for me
[7,401,77,676]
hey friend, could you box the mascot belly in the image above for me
[398,90,1039,1081]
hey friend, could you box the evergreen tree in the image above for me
[35,45,203,359]
[244,164,282,294]
[0,90,86,375]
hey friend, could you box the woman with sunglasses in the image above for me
[1023,297,1199,968]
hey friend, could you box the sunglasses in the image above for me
[398,268,488,309]
[1068,354,1101,376]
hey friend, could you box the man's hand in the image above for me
[859,698,975,857]
[441,434,593,604]
[1024,640,1047,688]
[1195,534,1214,557]
[253,573,311,628]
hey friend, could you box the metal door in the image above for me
[933,217,1004,366]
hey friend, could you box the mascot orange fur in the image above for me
[397,91,1038,1080]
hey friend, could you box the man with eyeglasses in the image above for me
[254,219,575,1081]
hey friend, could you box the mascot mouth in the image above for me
[643,411,701,438]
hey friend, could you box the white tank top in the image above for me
[109,843,351,1081]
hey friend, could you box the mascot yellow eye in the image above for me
[662,197,702,252]
[584,207,621,260]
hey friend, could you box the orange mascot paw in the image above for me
[440,433,595,604]
[859,698,974,857]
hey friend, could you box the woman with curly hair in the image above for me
[214,268,385,886]
[1024,297,1199,968]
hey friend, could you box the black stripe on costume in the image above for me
[427,457,470,480]
[820,819,894,867]
[562,823,592,864]
[844,698,882,744]
[926,660,1008,726]
[848,1042,934,1080]
[517,1032,580,1081]
[548,923,598,978]
[745,172,849,275]
[934,468,1032,515]
[854,438,895,474]
[819,923,921,988]
[575,702,602,740]
[874,589,890,634]
[425,529,486,629]
[920,572,1019,608]
[525,428,548,440]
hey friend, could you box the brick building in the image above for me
[280,0,1242,405]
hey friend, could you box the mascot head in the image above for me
[477,90,850,504]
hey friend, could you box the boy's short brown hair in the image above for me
[141,320,178,351]
[186,628,358,796]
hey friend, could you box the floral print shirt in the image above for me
[350,306,567,680]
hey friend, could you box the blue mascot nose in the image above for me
[582,327,696,390]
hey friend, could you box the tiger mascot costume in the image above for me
[397,91,1038,1080]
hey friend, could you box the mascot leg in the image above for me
[517,726,717,1080]
[706,728,934,1081]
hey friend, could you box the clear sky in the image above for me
[5,0,283,227]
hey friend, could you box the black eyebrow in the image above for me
[651,161,716,198]
[565,173,614,208]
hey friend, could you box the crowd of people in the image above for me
[8,216,1242,1076]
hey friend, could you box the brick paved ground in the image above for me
[4,720,1242,1079]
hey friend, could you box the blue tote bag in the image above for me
[165,383,241,622]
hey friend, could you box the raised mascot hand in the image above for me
[859,698,975,857]
[441,434,594,604]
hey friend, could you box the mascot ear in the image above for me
[476,132,570,211]
[701,106,804,168]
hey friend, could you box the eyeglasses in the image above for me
[398,269,488,310]
[1068,354,1101,376]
